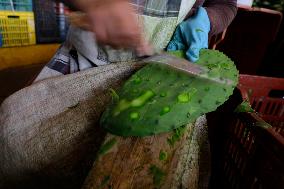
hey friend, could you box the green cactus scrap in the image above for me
[100,175,111,189]
[109,88,119,102]
[256,121,272,129]
[159,150,168,161]
[195,28,204,33]
[149,165,166,187]
[234,101,254,113]
[167,50,186,58]
[101,49,239,136]
[167,125,187,146]
[98,138,117,156]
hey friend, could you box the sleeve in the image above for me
[203,0,238,36]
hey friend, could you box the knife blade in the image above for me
[139,52,233,86]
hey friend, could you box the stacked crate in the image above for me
[0,11,35,47]
[32,0,60,43]
[33,0,69,43]
[13,0,32,11]
[54,2,69,42]
[0,0,35,47]
[0,0,13,10]
[0,0,70,47]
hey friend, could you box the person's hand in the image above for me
[166,7,210,62]
[70,0,152,55]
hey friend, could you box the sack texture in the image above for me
[0,62,141,188]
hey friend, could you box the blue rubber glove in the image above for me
[167,7,210,62]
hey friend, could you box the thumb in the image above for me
[135,39,154,57]
[186,47,201,62]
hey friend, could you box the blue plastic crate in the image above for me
[33,0,61,43]
[0,0,33,11]
[13,0,33,11]
[0,0,13,10]
[56,14,69,41]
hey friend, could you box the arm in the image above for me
[204,0,237,35]
[56,0,151,55]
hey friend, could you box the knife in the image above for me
[139,52,233,86]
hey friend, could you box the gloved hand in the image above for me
[167,7,210,62]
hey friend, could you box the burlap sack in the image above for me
[0,62,142,188]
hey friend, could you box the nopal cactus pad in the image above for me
[100,49,239,137]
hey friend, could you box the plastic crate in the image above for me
[13,0,33,12]
[222,112,284,189]
[0,0,13,10]
[54,2,69,41]
[0,11,36,47]
[1,0,33,11]
[56,14,68,41]
[238,74,284,133]
[208,88,284,189]
[32,0,61,43]
[0,29,3,47]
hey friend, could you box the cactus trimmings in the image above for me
[234,101,254,113]
[159,150,168,161]
[97,138,117,156]
[100,49,239,136]
[149,165,166,187]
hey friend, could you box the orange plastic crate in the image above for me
[209,82,284,189]
[238,74,284,133]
